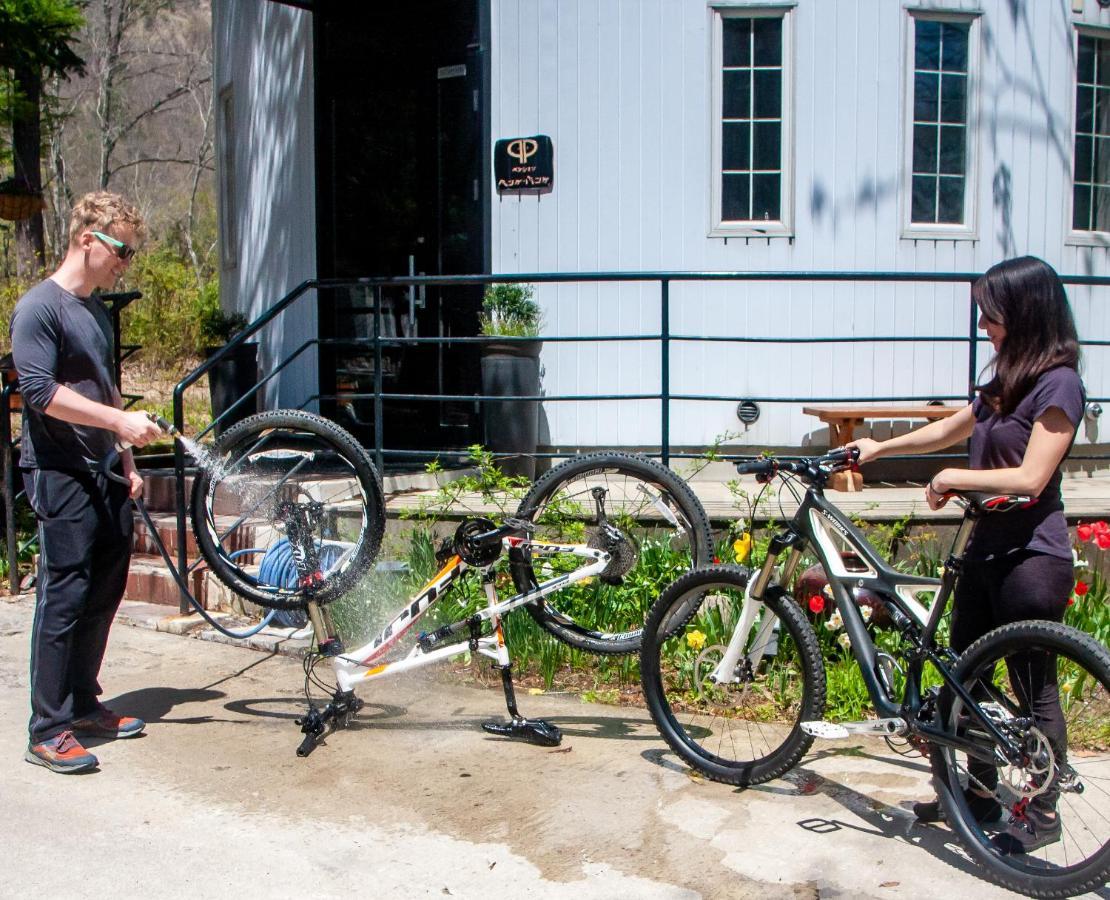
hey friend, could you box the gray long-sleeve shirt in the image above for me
[9,278,118,470]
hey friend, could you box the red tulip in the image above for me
[808,594,825,615]
[1075,580,1089,596]
[1094,521,1110,536]
[1097,534,1110,551]
[1077,524,1093,542]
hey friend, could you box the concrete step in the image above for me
[124,553,209,608]
[132,511,272,559]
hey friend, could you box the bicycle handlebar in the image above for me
[735,447,860,483]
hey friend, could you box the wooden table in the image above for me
[802,404,962,491]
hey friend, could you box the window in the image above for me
[1072,32,1110,235]
[904,13,978,238]
[711,6,792,236]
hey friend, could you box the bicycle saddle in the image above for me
[953,491,1037,514]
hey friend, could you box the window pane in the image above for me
[1077,86,1094,131]
[1079,35,1095,85]
[939,125,965,175]
[937,175,964,222]
[723,173,750,220]
[941,23,969,72]
[753,121,781,169]
[753,69,781,118]
[753,17,782,66]
[723,121,751,170]
[940,74,966,123]
[1076,134,1093,183]
[915,20,941,69]
[723,70,751,118]
[1095,136,1110,185]
[913,125,938,173]
[1095,185,1110,229]
[914,72,939,121]
[723,18,752,67]
[912,175,937,222]
[1097,87,1110,135]
[1074,183,1092,230]
[1099,42,1110,87]
[752,173,781,220]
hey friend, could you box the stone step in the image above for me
[124,553,209,608]
[132,511,272,560]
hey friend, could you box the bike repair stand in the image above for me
[475,569,562,748]
[295,599,364,757]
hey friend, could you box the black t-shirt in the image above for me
[9,278,119,470]
[967,366,1085,560]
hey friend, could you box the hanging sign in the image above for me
[494,135,553,195]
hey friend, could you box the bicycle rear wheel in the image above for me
[191,410,385,610]
[930,620,1110,898]
[640,567,827,786]
[512,452,713,655]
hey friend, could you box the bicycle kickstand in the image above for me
[481,662,562,747]
[295,688,364,757]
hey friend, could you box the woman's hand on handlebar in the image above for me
[925,470,954,510]
[844,438,883,464]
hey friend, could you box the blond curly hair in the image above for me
[67,191,146,247]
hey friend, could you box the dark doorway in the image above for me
[314,1,488,455]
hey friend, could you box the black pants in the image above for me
[24,467,133,743]
[953,550,1074,797]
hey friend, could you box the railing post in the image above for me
[372,285,385,474]
[1,386,16,594]
[661,277,671,467]
[967,279,978,403]
[173,386,189,614]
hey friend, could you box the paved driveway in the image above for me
[1,596,1032,899]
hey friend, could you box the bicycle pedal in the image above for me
[801,721,851,739]
[481,717,562,747]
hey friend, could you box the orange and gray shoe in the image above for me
[71,708,145,740]
[25,730,98,773]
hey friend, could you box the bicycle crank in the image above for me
[801,717,907,740]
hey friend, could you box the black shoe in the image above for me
[913,789,1002,824]
[992,804,1062,855]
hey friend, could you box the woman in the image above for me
[848,256,1085,855]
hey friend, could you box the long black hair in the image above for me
[972,256,1080,415]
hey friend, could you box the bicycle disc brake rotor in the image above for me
[589,523,637,584]
[999,725,1056,801]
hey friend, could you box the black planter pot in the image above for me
[205,342,259,434]
[480,339,541,480]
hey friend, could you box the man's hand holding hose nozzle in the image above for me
[113,411,172,499]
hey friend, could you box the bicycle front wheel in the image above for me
[512,452,713,655]
[191,410,386,610]
[641,566,827,786]
[930,620,1110,898]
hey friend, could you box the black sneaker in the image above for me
[913,789,1002,825]
[992,804,1062,855]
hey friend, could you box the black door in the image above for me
[315,1,486,455]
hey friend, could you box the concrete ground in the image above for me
[0,595,1058,900]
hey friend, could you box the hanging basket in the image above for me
[0,190,45,222]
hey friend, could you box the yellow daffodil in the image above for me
[686,629,707,650]
[732,533,752,563]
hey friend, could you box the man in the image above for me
[10,191,163,773]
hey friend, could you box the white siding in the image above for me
[491,0,1110,450]
[213,0,318,411]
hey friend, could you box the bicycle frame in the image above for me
[328,537,609,692]
[720,481,1025,762]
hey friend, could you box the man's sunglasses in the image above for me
[91,231,137,261]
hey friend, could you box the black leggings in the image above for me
[952,550,1074,796]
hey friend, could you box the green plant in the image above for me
[480,282,542,337]
[198,294,247,347]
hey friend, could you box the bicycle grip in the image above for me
[735,458,775,477]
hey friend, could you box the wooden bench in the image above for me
[802,404,962,491]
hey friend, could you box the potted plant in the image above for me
[480,283,544,478]
[200,301,257,434]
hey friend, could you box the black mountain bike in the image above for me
[640,449,1109,898]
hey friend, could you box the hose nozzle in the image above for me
[145,411,179,436]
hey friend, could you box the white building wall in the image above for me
[491,0,1110,450]
[213,0,318,412]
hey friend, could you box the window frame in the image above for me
[708,2,795,238]
[1067,24,1110,248]
[901,8,981,241]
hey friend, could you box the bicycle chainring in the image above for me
[454,517,502,567]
